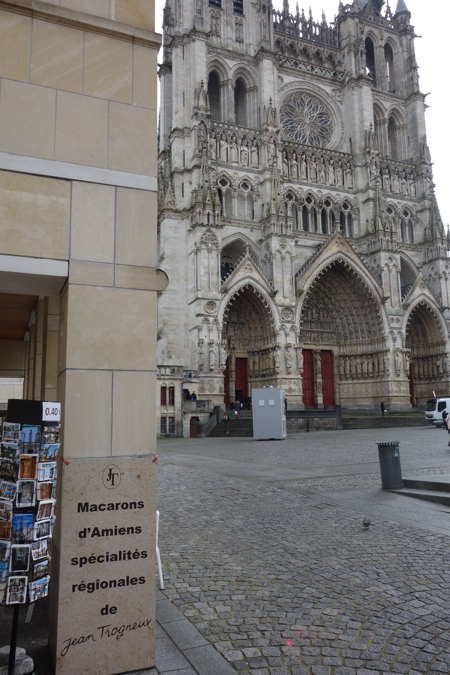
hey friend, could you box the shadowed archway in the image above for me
[222,284,277,405]
[406,301,449,403]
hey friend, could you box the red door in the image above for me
[321,350,335,407]
[235,357,248,402]
[190,416,200,438]
[302,349,316,407]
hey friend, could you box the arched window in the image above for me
[384,43,395,92]
[218,177,232,217]
[330,210,336,232]
[388,115,401,160]
[302,205,309,232]
[321,208,328,234]
[237,181,253,221]
[365,37,376,82]
[220,239,247,281]
[234,77,247,127]
[373,105,384,154]
[400,210,413,243]
[208,71,221,122]
[340,202,353,237]
[347,212,353,238]
[311,208,318,232]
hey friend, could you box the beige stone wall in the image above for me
[0,5,156,173]
[0,340,26,376]
[0,2,162,672]
[0,377,23,403]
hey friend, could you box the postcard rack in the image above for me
[0,399,61,674]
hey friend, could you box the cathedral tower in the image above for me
[157,0,450,435]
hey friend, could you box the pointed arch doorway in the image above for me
[299,259,387,408]
[406,301,449,404]
[222,284,277,407]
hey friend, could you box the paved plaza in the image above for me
[157,426,450,674]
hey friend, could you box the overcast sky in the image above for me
[155,0,450,227]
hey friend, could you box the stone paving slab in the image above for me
[157,427,450,673]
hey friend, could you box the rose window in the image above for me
[280,93,334,147]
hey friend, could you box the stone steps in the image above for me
[390,478,450,507]
[343,414,427,430]
[209,419,253,437]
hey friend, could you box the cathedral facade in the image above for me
[157,0,450,435]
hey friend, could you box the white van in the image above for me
[425,398,450,424]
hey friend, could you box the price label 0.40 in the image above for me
[42,401,61,422]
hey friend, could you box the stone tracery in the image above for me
[281,92,334,147]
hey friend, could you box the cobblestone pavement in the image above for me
[158,427,450,674]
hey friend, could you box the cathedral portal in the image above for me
[222,284,277,405]
[299,258,388,408]
[406,302,449,405]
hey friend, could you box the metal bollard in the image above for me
[377,441,403,489]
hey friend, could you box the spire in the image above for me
[283,0,290,16]
[430,192,445,241]
[395,0,409,13]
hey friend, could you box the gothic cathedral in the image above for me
[157,0,450,435]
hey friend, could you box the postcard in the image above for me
[11,513,33,543]
[20,425,41,449]
[0,500,12,523]
[32,558,49,581]
[33,519,52,541]
[0,459,18,482]
[0,561,8,582]
[0,480,16,502]
[18,454,38,480]
[0,540,10,563]
[0,442,20,462]
[29,575,49,602]
[37,462,57,482]
[36,499,55,521]
[39,444,59,462]
[0,521,11,539]
[41,425,60,445]
[5,575,28,605]
[9,545,30,573]
[31,538,48,561]
[16,480,36,508]
[37,481,55,501]
[2,423,20,441]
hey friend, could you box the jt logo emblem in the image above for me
[102,464,122,489]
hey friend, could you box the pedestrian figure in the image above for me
[442,408,448,430]
[224,413,230,436]
[380,401,385,416]
[445,410,450,446]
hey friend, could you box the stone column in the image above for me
[41,296,60,402]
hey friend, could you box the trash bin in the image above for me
[377,441,403,489]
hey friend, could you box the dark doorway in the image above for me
[235,357,248,402]
[190,416,200,438]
